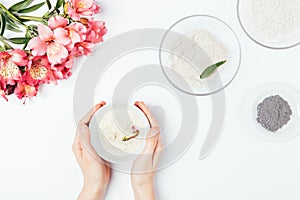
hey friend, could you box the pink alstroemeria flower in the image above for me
[48,16,68,29]
[52,57,74,80]
[14,82,38,104]
[72,42,95,57]
[26,56,54,85]
[27,24,70,65]
[56,22,87,50]
[85,18,107,44]
[66,0,100,20]
[0,49,27,85]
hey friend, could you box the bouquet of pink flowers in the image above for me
[0,0,107,103]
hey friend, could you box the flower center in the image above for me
[78,2,87,8]
[47,43,61,56]
[0,61,19,79]
[29,65,47,80]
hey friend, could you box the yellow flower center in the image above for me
[78,2,85,8]
[0,61,19,79]
[29,65,47,80]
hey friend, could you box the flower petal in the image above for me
[54,28,71,45]
[48,16,68,29]
[38,25,54,41]
[27,37,47,56]
[9,49,28,66]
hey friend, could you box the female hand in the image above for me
[72,101,111,200]
[131,101,163,200]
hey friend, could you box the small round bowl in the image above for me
[159,15,241,96]
[89,105,149,163]
[237,0,300,49]
[243,83,300,142]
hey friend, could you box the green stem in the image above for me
[0,3,26,27]
[18,15,44,23]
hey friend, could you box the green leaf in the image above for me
[0,12,6,36]
[18,2,46,14]
[46,0,52,10]
[7,37,29,44]
[56,0,64,9]
[9,0,34,12]
[200,60,227,79]
[0,46,5,52]
[6,24,22,32]
[6,17,20,29]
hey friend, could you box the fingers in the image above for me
[135,101,159,128]
[80,101,106,126]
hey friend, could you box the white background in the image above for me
[1,0,300,199]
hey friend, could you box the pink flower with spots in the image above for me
[66,0,100,20]
[25,55,54,85]
[27,24,69,65]
[0,50,28,85]
[57,22,87,50]
[72,41,95,57]
[85,18,107,44]
[14,82,38,104]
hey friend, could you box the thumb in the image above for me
[142,127,160,154]
[77,124,100,160]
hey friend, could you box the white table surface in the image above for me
[1,0,300,199]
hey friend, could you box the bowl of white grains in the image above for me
[237,0,300,49]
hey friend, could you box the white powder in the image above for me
[170,30,228,87]
[98,109,143,154]
[250,0,300,43]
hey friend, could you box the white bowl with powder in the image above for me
[238,0,300,49]
[89,105,149,163]
[243,83,300,142]
[159,15,241,96]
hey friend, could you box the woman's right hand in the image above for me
[131,101,163,200]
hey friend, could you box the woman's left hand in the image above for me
[73,101,111,200]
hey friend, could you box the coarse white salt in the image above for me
[247,0,300,43]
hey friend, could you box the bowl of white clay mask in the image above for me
[159,15,241,96]
[237,0,300,49]
[89,105,150,163]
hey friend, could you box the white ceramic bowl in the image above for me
[89,105,150,163]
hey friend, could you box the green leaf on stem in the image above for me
[46,0,52,10]
[6,24,22,33]
[56,0,65,9]
[9,0,34,12]
[0,12,6,36]
[18,2,46,14]
[7,37,29,44]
